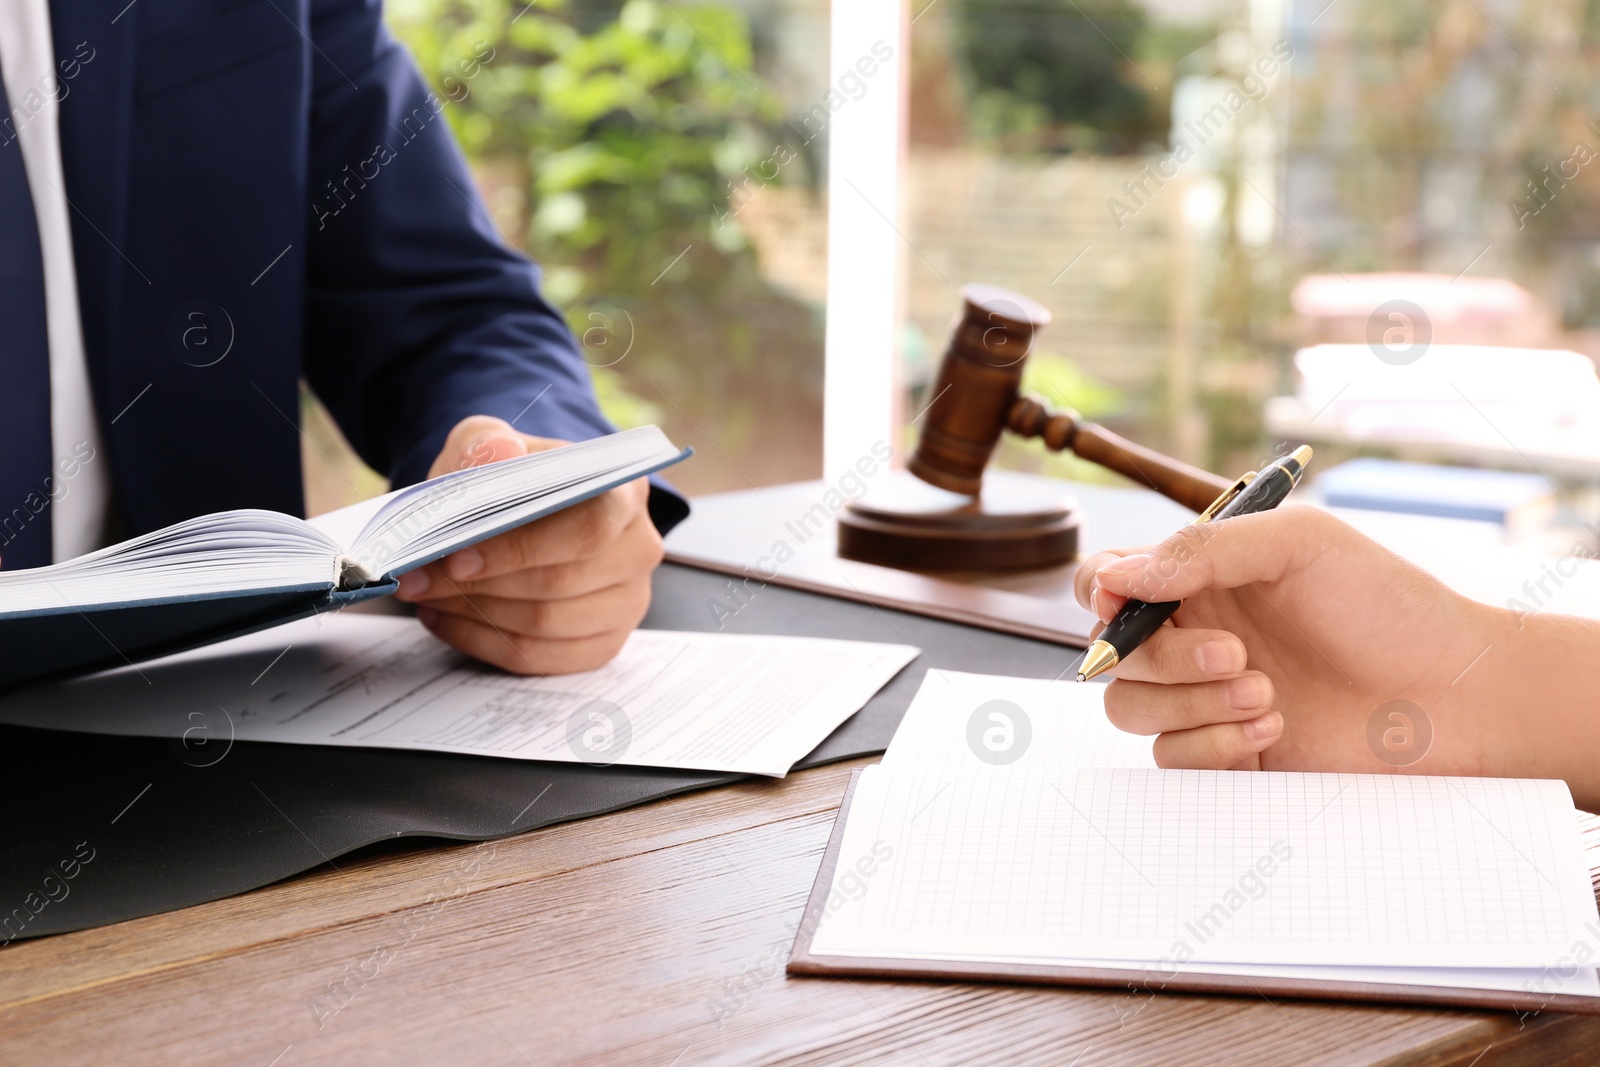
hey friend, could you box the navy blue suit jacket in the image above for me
[47,0,685,538]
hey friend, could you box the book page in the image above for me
[324,426,684,582]
[0,510,338,613]
[0,429,684,618]
[0,615,916,777]
[810,765,1600,970]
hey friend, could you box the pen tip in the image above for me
[1075,640,1120,683]
[1290,444,1313,468]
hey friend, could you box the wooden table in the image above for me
[5,478,1600,1065]
[2,756,1597,1065]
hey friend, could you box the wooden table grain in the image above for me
[2,754,1597,1066]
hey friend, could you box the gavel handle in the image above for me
[1007,395,1231,514]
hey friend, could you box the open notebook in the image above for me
[790,671,1600,1015]
[0,426,688,691]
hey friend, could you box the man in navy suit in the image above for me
[0,0,685,673]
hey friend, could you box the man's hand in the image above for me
[1073,507,1510,775]
[394,415,662,675]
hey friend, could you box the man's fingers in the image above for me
[416,610,631,676]
[412,553,624,601]
[1107,625,1248,684]
[427,415,536,479]
[425,418,649,582]
[398,503,660,601]
[398,511,661,602]
[1091,507,1338,602]
[1151,713,1282,770]
[1103,673,1274,735]
[393,482,652,594]
[441,480,650,582]
[413,419,665,676]
[414,583,650,642]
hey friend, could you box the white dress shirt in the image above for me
[0,0,110,561]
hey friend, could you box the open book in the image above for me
[790,671,1600,1015]
[0,426,688,691]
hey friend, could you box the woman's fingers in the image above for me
[1103,625,1248,684]
[1074,547,1152,609]
[1151,713,1283,770]
[1089,508,1335,603]
[1104,665,1281,769]
[1088,585,1128,623]
[1103,673,1275,735]
[1079,531,1299,770]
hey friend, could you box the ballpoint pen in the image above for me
[1076,445,1314,682]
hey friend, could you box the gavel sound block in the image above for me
[837,284,1230,571]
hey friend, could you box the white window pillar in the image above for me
[822,0,908,489]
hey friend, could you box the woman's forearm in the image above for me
[1468,608,1600,811]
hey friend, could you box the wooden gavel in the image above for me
[909,284,1230,513]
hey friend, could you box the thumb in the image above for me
[429,415,530,479]
[1091,507,1334,602]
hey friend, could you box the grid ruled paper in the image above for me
[812,765,1600,969]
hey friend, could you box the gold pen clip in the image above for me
[1195,471,1257,524]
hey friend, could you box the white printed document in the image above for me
[806,671,1600,997]
[0,615,917,776]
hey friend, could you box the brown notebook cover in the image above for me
[787,770,1600,1017]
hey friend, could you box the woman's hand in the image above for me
[1073,506,1510,775]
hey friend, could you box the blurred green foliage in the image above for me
[949,0,1209,154]
[953,0,1148,144]
[389,0,778,302]
[387,0,825,450]
[1020,350,1122,421]
[997,349,1129,484]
